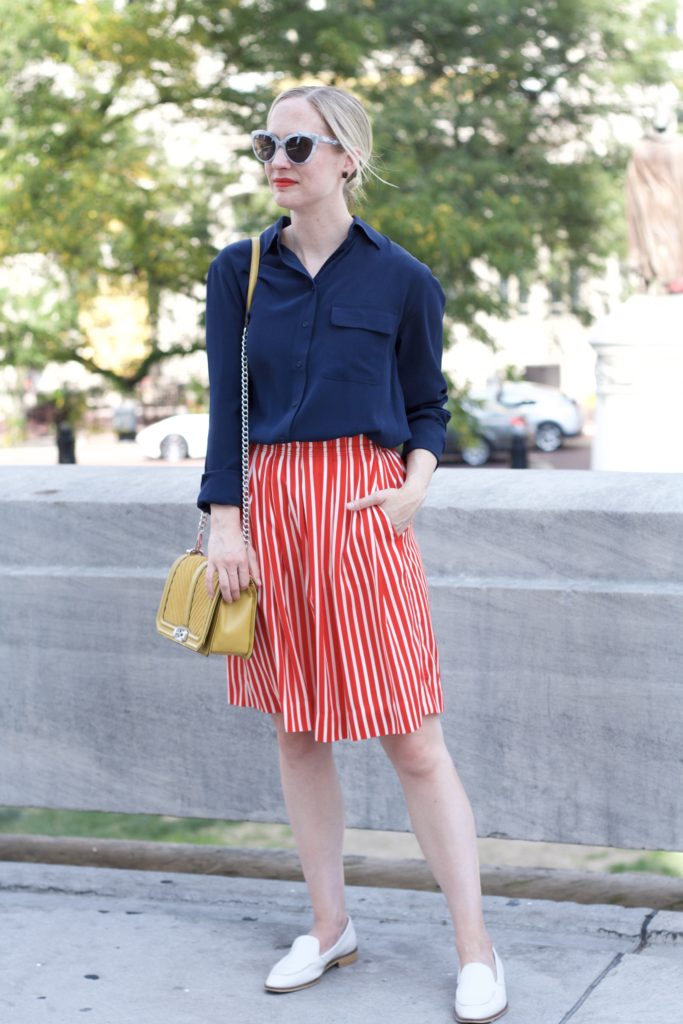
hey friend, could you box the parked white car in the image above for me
[135,413,209,461]
[469,382,584,451]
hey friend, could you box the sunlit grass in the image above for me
[608,851,683,877]
[1,807,681,877]
[0,806,296,849]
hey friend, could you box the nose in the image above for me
[270,142,292,170]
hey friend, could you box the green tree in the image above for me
[0,0,679,390]
[353,0,682,338]
[0,0,231,390]
[0,0,382,389]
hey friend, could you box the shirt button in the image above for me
[295,361,303,368]
[291,400,297,406]
[302,321,309,327]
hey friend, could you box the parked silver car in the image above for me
[444,396,534,466]
[472,382,584,452]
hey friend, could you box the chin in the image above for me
[270,187,296,208]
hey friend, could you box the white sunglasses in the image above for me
[250,130,342,165]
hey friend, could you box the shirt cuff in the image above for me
[196,469,243,514]
[401,418,449,468]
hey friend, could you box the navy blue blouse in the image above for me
[196,214,451,513]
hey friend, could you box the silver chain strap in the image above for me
[239,314,251,547]
[191,244,255,555]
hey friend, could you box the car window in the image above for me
[499,396,536,407]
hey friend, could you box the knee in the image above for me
[273,714,325,769]
[381,729,447,779]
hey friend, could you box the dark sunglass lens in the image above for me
[253,133,276,161]
[285,135,314,163]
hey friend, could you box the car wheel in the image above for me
[460,437,492,466]
[160,434,189,461]
[535,422,564,452]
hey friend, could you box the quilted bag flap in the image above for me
[156,552,220,651]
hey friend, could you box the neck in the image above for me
[284,199,354,256]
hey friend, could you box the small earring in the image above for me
[341,171,349,179]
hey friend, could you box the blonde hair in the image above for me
[268,85,394,204]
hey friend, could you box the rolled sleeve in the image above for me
[196,244,249,514]
[396,264,451,466]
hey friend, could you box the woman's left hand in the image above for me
[346,483,426,536]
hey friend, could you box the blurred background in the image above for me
[1,0,682,878]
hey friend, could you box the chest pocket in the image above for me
[322,306,399,384]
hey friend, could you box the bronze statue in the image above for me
[626,105,683,294]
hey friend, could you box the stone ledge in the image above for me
[2,834,682,912]
[2,465,682,849]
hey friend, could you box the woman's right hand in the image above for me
[205,508,262,603]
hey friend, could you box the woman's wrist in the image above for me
[210,504,241,526]
[403,448,437,498]
[401,479,428,500]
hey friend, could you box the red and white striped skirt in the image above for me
[225,433,444,742]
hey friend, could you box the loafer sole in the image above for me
[264,948,358,993]
[454,1002,509,1023]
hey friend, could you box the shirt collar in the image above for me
[261,214,384,254]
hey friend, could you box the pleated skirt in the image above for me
[225,433,444,742]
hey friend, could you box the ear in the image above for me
[343,147,362,179]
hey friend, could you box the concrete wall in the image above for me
[1,465,682,850]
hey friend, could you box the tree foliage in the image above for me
[0,0,680,389]
[0,0,229,388]
[357,0,681,333]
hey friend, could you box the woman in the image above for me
[197,84,508,1023]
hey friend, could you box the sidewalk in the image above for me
[3,860,682,1023]
[0,433,204,467]
[0,429,591,468]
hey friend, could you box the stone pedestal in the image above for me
[589,293,683,471]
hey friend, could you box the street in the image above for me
[0,431,593,469]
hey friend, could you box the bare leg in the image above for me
[273,713,348,953]
[379,714,495,973]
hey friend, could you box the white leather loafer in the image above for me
[264,916,358,993]
[454,946,508,1023]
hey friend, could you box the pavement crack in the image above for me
[635,909,659,951]
[639,908,683,945]
[556,911,660,1023]
[0,883,108,897]
[555,953,625,1024]
[595,926,641,941]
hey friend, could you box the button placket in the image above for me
[291,291,315,399]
